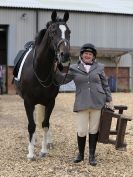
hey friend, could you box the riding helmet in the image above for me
[80,43,97,57]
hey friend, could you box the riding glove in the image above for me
[105,101,114,111]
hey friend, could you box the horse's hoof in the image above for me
[27,156,36,161]
[39,152,48,158]
[27,154,36,161]
[47,143,54,150]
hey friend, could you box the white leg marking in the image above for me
[40,127,49,155]
[27,133,36,159]
[47,126,52,144]
[46,127,54,150]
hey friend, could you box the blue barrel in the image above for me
[108,76,116,92]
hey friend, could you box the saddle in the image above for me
[13,41,34,78]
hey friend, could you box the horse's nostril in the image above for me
[61,52,64,57]
[61,53,70,63]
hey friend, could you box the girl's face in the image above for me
[81,51,94,64]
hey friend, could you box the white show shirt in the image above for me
[81,60,91,73]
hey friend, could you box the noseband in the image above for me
[55,39,70,63]
[57,38,70,49]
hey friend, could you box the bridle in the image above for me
[55,38,70,63]
[32,22,71,88]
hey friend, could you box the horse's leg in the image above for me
[46,126,53,150]
[40,99,55,157]
[24,99,36,160]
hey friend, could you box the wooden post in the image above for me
[98,109,114,143]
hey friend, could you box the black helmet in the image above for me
[80,43,97,57]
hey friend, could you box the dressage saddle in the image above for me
[13,41,34,78]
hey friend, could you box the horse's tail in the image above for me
[35,104,45,129]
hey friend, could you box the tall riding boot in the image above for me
[89,133,98,166]
[74,134,86,163]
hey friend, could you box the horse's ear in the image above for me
[51,10,57,22]
[63,11,69,22]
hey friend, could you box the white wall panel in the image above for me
[0,9,133,66]
[0,9,36,65]
[69,12,133,49]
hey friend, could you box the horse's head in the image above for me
[47,11,71,64]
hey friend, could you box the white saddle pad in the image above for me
[14,47,32,81]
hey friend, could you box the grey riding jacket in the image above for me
[56,61,112,112]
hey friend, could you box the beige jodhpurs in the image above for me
[75,108,101,137]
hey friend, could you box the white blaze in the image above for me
[59,25,66,39]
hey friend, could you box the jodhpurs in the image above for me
[75,108,101,137]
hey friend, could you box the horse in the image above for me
[13,10,71,160]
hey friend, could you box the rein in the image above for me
[54,60,71,86]
[32,47,55,88]
[32,46,71,88]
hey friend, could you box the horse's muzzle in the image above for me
[60,52,70,63]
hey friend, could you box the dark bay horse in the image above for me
[13,11,71,159]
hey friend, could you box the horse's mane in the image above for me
[35,29,47,45]
[35,17,65,45]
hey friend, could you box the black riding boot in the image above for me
[89,133,98,166]
[74,135,86,163]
